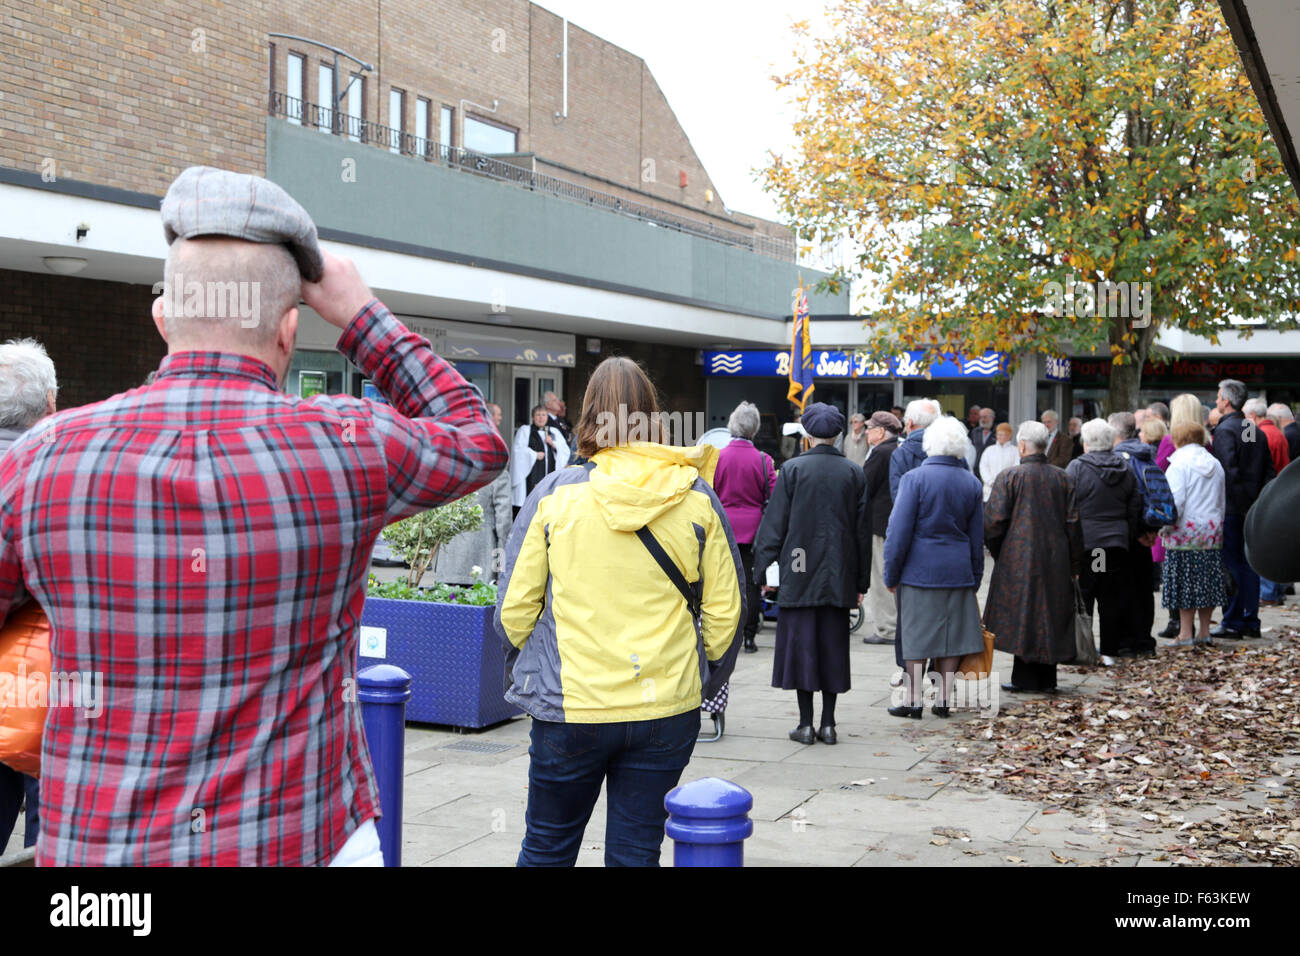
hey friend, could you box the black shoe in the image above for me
[743,637,758,653]
[931,705,950,718]
[1286,585,1295,596]
[1114,648,1137,659]
[1242,627,1262,638]
[887,705,922,719]
[1158,620,1180,638]
[788,725,816,745]
[817,725,837,744]
[1000,682,1028,693]
[1211,625,1244,640]
[861,635,894,645]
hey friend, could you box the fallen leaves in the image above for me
[950,631,1300,866]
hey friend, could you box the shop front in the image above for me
[703,347,1014,459]
[1066,355,1300,418]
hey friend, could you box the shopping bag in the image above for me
[1073,582,1099,666]
[958,628,995,678]
[0,601,52,776]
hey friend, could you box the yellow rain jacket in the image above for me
[495,442,745,723]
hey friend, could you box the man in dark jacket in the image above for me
[1212,380,1275,638]
[861,411,902,645]
[1043,410,1074,468]
[1111,412,1159,657]
[753,403,872,746]
[1066,418,1142,664]
[969,406,997,471]
[889,398,940,501]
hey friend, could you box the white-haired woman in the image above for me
[882,416,985,719]
[1066,418,1142,664]
[714,401,776,656]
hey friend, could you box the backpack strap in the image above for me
[636,526,702,620]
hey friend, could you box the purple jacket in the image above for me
[714,438,776,544]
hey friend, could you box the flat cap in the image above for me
[161,166,324,281]
[801,402,845,438]
[868,410,902,434]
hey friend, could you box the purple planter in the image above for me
[358,597,521,729]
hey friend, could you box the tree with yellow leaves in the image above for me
[764,0,1300,409]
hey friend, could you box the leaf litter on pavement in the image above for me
[946,632,1300,865]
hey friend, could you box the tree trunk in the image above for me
[1107,360,1142,414]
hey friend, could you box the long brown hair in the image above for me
[575,356,662,459]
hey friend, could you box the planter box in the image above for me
[359,598,521,729]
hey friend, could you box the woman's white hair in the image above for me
[1080,417,1115,453]
[728,401,760,439]
[1016,420,1048,451]
[0,338,58,431]
[921,415,970,458]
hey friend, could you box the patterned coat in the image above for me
[983,454,1084,663]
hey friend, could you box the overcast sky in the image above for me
[536,0,828,224]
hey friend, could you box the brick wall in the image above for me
[0,270,164,410]
[1,0,789,242]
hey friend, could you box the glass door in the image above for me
[512,366,562,430]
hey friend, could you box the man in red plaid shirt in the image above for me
[0,168,508,865]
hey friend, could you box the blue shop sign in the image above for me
[703,349,1008,379]
[1044,355,1071,382]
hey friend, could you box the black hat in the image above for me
[800,402,845,438]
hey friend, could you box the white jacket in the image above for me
[1161,443,1225,550]
[511,424,571,507]
[978,441,1020,501]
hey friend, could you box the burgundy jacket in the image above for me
[714,438,776,544]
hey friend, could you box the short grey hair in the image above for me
[1267,402,1294,424]
[1242,397,1267,419]
[1218,379,1247,411]
[921,415,969,458]
[0,338,58,431]
[904,398,939,430]
[1108,411,1136,440]
[728,401,760,439]
[1016,420,1048,451]
[1080,417,1116,453]
[1041,409,1060,426]
[1148,402,1169,423]
[162,236,300,346]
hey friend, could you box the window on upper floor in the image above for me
[344,73,364,142]
[286,53,305,125]
[317,64,334,133]
[415,97,431,158]
[464,115,516,154]
[440,105,454,150]
[389,88,404,153]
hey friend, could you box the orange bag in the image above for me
[0,602,51,776]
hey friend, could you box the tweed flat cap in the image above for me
[161,166,324,281]
[867,410,902,434]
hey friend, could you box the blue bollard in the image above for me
[664,777,754,867]
[357,664,412,867]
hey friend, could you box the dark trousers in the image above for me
[1222,513,1261,631]
[0,764,38,851]
[1080,546,1133,656]
[1129,541,1157,654]
[738,542,762,640]
[518,709,699,867]
[1011,658,1057,691]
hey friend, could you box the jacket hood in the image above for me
[1080,450,1130,484]
[1115,437,1154,463]
[588,442,718,531]
[1170,442,1219,478]
[904,428,924,444]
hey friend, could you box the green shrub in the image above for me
[380,496,484,588]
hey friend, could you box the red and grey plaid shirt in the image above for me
[0,300,508,865]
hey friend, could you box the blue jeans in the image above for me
[1260,577,1287,602]
[0,764,38,851]
[518,709,699,867]
[1222,513,1261,632]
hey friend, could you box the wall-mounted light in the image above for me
[43,257,87,275]
[76,223,90,241]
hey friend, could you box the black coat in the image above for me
[1213,411,1275,516]
[1283,422,1300,470]
[752,444,872,608]
[861,436,898,536]
[969,426,997,470]
[1246,459,1300,581]
[1065,451,1141,550]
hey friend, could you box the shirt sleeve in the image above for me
[335,301,508,521]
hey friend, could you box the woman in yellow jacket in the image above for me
[495,357,745,867]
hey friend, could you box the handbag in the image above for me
[1072,581,1100,666]
[0,601,52,776]
[958,627,996,678]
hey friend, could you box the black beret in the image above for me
[800,402,845,439]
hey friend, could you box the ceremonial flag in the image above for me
[787,282,814,412]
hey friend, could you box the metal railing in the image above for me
[269,92,795,261]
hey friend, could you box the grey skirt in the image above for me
[897,585,984,660]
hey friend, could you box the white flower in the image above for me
[471,565,483,578]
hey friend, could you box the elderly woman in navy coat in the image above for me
[883,416,985,719]
[753,403,872,745]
